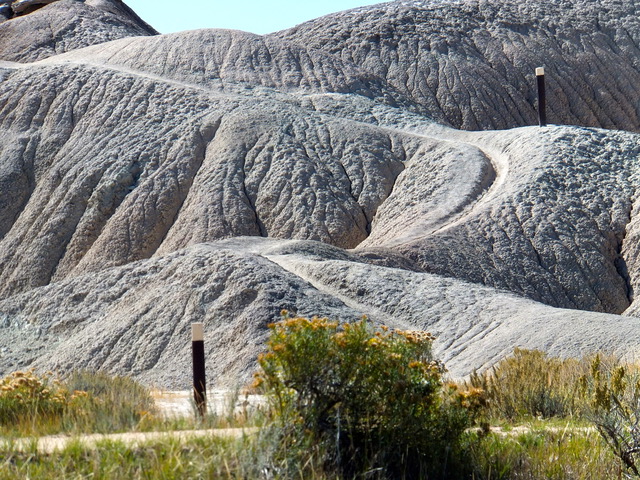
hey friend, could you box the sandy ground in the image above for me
[151,390,266,419]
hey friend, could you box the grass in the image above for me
[0,370,268,439]
[0,370,158,438]
[0,421,623,480]
[468,428,621,480]
[0,427,330,480]
[0,343,638,479]
[464,348,601,423]
[0,436,252,479]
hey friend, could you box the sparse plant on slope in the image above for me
[254,313,483,479]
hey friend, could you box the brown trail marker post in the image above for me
[192,322,207,417]
[536,67,547,127]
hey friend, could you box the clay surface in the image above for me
[2,0,640,388]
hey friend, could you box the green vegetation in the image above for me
[468,428,619,480]
[465,348,593,422]
[0,427,623,480]
[2,319,640,479]
[585,354,640,477]
[0,436,272,480]
[0,369,156,437]
[254,315,482,478]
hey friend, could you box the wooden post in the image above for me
[192,323,206,417]
[536,67,547,127]
[0,5,12,19]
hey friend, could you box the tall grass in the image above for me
[0,425,622,480]
[0,426,333,480]
[468,428,620,480]
[465,349,614,422]
[466,349,640,478]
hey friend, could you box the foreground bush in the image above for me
[254,314,482,479]
[0,370,81,428]
[468,428,618,480]
[0,369,156,436]
[586,355,640,477]
[63,370,157,433]
[467,349,640,478]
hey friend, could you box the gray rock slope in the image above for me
[2,238,639,388]
[0,0,156,63]
[55,29,410,104]
[274,0,640,132]
[2,0,640,387]
[361,125,640,314]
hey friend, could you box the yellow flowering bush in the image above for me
[0,369,82,425]
[0,369,156,435]
[255,314,482,479]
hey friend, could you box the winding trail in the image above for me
[355,123,511,249]
[428,147,504,237]
[406,128,510,240]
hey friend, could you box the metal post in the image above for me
[536,67,547,127]
[192,323,207,417]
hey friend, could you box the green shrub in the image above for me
[63,370,157,433]
[466,349,591,421]
[0,369,79,428]
[254,314,482,479]
[468,428,618,480]
[466,349,640,477]
[584,355,640,477]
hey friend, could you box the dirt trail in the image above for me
[0,391,264,454]
[2,424,598,455]
[1,428,258,454]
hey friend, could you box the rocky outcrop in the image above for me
[0,60,412,298]
[2,238,639,388]
[46,29,413,106]
[11,0,57,15]
[274,0,640,132]
[360,125,640,314]
[0,0,156,62]
[4,52,636,315]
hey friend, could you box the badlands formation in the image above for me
[1,0,640,387]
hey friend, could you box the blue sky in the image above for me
[125,0,389,35]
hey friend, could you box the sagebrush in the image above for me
[255,314,483,479]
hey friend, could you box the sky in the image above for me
[125,0,389,35]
